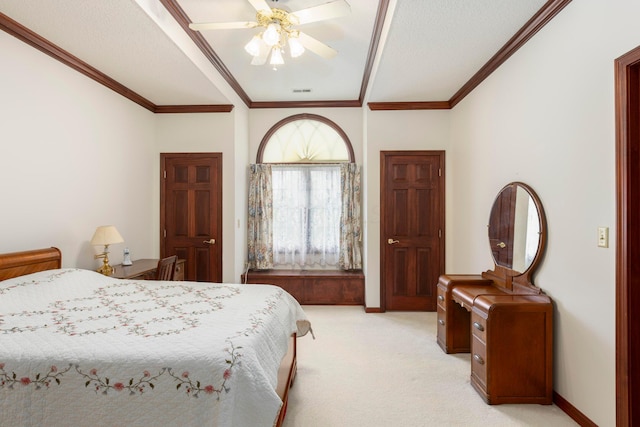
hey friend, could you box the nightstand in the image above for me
[111,258,185,281]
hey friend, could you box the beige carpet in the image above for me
[282,305,578,427]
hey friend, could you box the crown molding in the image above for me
[250,100,362,109]
[154,105,234,113]
[368,101,451,111]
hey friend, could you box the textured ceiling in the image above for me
[371,0,546,102]
[0,0,555,108]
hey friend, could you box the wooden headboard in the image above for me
[0,247,62,281]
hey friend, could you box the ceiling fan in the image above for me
[189,0,351,68]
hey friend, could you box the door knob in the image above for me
[387,238,400,245]
[203,239,216,245]
[496,242,506,248]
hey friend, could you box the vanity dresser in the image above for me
[437,182,553,404]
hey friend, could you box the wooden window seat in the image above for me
[241,269,364,305]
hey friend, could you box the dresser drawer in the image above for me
[437,284,446,310]
[471,311,486,342]
[129,270,156,280]
[436,305,447,341]
[471,335,487,388]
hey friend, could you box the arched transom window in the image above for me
[257,114,354,163]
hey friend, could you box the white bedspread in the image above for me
[0,268,310,427]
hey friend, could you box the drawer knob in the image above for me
[438,295,444,301]
[473,321,485,332]
[473,354,485,365]
[438,319,445,326]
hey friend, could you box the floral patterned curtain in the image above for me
[247,164,273,270]
[339,163,362,270]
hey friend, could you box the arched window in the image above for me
[257,114,355,163]
[250,115,360,270]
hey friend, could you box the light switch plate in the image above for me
[598,227,609,248]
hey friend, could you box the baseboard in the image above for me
[553,391,597,427]
[364,307,383,313]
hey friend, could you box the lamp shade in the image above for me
[244,34,262,57]
[90,225,124,246]
[263,23,280,47]
[270,47,284,65]
[288,36,305,58]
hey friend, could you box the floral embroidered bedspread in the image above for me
[0,268,310,427]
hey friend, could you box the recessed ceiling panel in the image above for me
[178,0,379,102]
[369,0,548,102]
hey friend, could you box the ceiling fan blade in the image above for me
[247,0,272,13]
[291,0,351,25]
[189,21,258,31]
[298,32,337,59]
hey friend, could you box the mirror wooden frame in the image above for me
[483,182,547,294]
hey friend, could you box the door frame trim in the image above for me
[615,45,640,427]
[379,150,445,312]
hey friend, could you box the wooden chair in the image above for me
[156,255,177,281]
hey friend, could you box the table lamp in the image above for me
[91,225,124,276]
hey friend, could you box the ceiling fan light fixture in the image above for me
[193,2,349,68]
[270,47,284,68]
[263,23,281,46]
[288,36,305,58]
[244,34,263,57]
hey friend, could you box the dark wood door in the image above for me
[160,153,222,282]
[381,151,445,311]
[488,185,516,268]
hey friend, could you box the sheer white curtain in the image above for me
[272,164,341,268]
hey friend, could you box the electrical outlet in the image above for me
[598,227,609,248]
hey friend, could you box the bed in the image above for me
[0,247,310,427]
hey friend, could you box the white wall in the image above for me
[0,24,251,283]
[154,109,248,283]
[0,31,156,268]
[363,110,451,308]
[447,0,640,424]
[233,108,250,282]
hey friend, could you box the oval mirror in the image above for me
[488,182,546,275]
